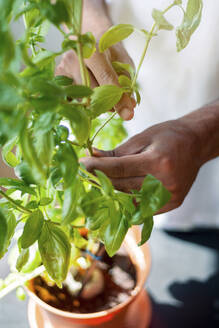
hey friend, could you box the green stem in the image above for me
[91,112,117,144]
[131,1,177,89]
[79,166,100,185]
[77,41,88,86]
[0,190,32,214]
[79,175,102,190]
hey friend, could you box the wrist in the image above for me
[178,101,219,165]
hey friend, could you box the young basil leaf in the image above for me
[38,221,71,285]
[0,178,36,196]
[95,170,113,195]
[60,105,90,145]
[34,112,57,137]
[54,75,74,86]
[56,125,69,142]
[2,137,19,168]
[39,198,53,206]
[118,75,132,88]
[64,85,93,98]
[140,175,171,217]
[115,191,135,215]
[112,61,135,80]
[15,161,37,186]
[99,24,134,53]
[90,85,124,118]
[20,210,44,249]
[80,32,96,58]
[152,9,174,30]
[176,0,203,51]
[56,143,78,188]
[138,216,154,246]
[34,130,54,171]
[16,248,29,272]
[26,200,39,210]
[0,209,8,259]
[104,214,129,257]
[20,244,41,274]
[62,178,80,225]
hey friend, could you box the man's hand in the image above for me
[81,119,202,214]
[56,0,135,120]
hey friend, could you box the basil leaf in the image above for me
[112,61,135,80]
[152,9,174,31]
[38,222,71,285]
[2,137,19,168]
[90,85,124,118]
[54,75,74,86]
[0,209,8,259]
[20,210,44,249]
[62,178,80,225]
[0,178,36,196]
[39,198,53,206]
[118,75,132,88]
[99,24,134,53]
[15,161,37,186]
[87,207,109,231]
[34,130,54,171]
[140,175,171,216]
[80,32,96,59]
[176,0,203,51]
[104,214,129,257]
[60,106,90,145]
[41,0,70,26]
[65,85,93,98]
[138,216,154,246]
[95,170,113,196]
[56,143,78,188]
[16,248,29,272]
[73,229,87,248]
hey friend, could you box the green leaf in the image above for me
[104,214,129,257]
[60,105,90,145]
[62,178,80,225]
[138,216,154,246]
[56,143,78,188]
[95,170,113,195]
[0,29,15,69]
[72,0,83,33]
[140,175,171,217]
[39,198,53,206]
[38,221,71,285]
[152,9,174,30]
[112,61,135,80]
[41,0,70,26]
[15,161,37,186]
[65,85,93,98]
[34,130,54,171]
[176,0,203,51]
[2,137,19,168]
[16,248,29,272]
[87,207,109,231]
[80,32,96,59]
[20,210,44,249]
[54,75,74,86]
[90,85,123,118]
[116,192,135,215]
[118,75,132,88]
[56,125,69,142]
[99,24,134,53]
[0,209,8,259]
[0,178,36,196]
[34,112,57,137]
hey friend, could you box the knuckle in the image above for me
[160,155,174,172]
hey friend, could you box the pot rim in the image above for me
[27,227,151,319]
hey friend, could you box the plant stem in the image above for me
[131,1,177,89]
[77,41,88,86]
[0,190,32,214]
[91,112,117,144]
[79,166,100,185]
[0,266,45,299]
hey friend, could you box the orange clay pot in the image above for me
[27,226,152,328]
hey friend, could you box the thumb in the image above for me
[86,50,135,121]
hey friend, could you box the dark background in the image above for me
[1,228,219,328]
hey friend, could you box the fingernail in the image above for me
[120,108,134,120]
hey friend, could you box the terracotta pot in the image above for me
[27,226,152,328]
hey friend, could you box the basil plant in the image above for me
[0,0,202,296]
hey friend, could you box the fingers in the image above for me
[92,132,149,158]
[111,177,144,192]
[85,50,135,120]
[80,153,150,178]
[56,51,98,88]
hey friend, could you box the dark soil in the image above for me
[30,249,137,313]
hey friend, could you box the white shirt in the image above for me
[107,0,219,230]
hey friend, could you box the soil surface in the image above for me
[30,249,137,313]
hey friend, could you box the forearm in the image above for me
[82,0,112,38]
[178,100,219,165]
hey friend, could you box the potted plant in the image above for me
[0,0,202,327]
